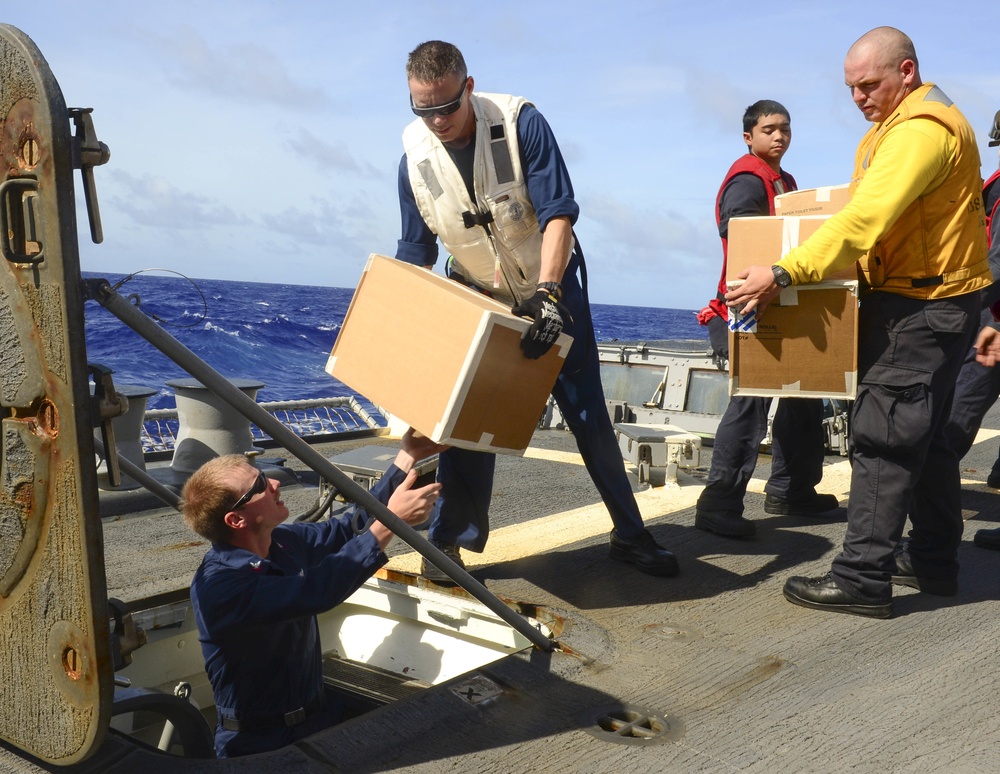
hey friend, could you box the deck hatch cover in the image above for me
[582,704,684,746]
[0,23,111,766]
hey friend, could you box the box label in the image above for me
[728,307,757,334]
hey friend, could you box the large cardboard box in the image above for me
[727,215,857,282]
[326,254,572,454]
[727,281,859,399]
[774,184,851,217]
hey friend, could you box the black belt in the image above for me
[220,693,323,733]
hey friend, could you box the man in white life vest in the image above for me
[395,40,678,582]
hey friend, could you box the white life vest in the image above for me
[403,92,544,305]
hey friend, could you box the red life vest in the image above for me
[986,168,1000,248]
[697,154,797,324]
[982,168,1000,320]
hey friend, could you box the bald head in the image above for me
[844,27,921,123]
[847,27,918,72]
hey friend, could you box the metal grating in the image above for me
[582,704,685,746]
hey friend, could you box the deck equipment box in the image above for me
[774,184,851,217]
[614,423,701,487]
[727,215,857,282]
[727,281,859,399]
[326,254,572,454]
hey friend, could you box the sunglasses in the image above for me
[231,470,267,511]
[410,78,469,118]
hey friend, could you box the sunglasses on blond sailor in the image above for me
[231,470,268,511]
[410,77,470,118]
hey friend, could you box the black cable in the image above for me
[111,268,208,328]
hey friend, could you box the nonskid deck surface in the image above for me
[376,425,1000,773]
[60,411,1000,772]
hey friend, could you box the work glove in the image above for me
[511,285,573,359]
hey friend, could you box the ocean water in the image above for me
[82,271,706,412]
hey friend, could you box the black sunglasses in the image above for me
[232,470,267,511]
[410,78,469,118]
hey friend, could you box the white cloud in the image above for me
[108,170,247,231]
[150,25,331,109]
[285,128,384,177]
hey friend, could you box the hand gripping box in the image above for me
[727,281,859,399]
[325,254,572,454]
[725,213,859,399]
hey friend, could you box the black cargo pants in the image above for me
[831,289,979,601]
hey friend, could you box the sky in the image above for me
[5,2,999,309]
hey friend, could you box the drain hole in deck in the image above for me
[582,704,684,746]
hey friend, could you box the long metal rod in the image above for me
[85,278,553,652]
[92,435,182,510]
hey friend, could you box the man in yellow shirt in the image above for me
[726,26,989,618]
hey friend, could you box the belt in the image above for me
[220,693,323,733]
[876,258,991,290]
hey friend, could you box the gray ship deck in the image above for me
[8,408,1000,773]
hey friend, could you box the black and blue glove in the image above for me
[511,283,573,359]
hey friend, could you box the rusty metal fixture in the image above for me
[35,398,58,438]
[17,130,39,170]
[62,645,83,681]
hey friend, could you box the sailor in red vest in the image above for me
[942,108,1000,550]
[694,100,839,538]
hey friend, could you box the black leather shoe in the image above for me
[694,509,755,537]
[783,573,892,618]
[974,527,1000,551]
[987,469,1000,489]
[764,493,840,516]
[609,529,679,576]
[420,541,465,586]
[891,553,957,596]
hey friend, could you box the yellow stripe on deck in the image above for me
[388,483,700,573]
[385,448,994,576]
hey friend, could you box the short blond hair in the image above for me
[180,455,251,544]
[406,40,467,83]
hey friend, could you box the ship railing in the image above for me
[140,396,387,457]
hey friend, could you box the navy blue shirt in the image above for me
[190,466,404,756]
[396,102,580,268]
[718,173,770,239]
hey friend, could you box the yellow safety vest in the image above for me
[854,83,989,298]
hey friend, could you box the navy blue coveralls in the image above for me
[396,104,647,551]
[190,467,402,757]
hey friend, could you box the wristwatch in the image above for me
[537,281,563,300]
[771,265,793,288]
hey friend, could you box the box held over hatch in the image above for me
[326,254,572,454]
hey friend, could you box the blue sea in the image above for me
[82,271,706,413]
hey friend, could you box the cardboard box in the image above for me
[728,281,858,399]
[727,215,857,282]
[774,184,851,217]
[325,254,572,454]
